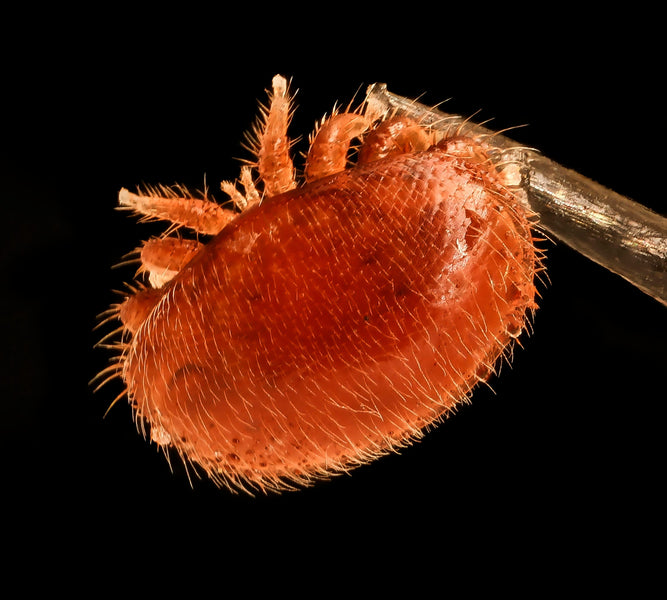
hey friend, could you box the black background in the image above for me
[3,7,664,592]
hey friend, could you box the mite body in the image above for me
[101,75,540,493]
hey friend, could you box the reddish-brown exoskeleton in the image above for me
[97,75,541,494]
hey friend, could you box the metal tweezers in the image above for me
[366,83,667,306]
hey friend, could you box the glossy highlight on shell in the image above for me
[95,75,543,494]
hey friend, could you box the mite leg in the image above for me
[357,116,433,165]
[118,286,164,334]
[115,236,203,335]
[304,112,371,182]
[436,136,523,188]
[251,74,296,197]
[118,187,236,235]
[436,136,492,163]
[221,165,261,211]
[139,236,204,288]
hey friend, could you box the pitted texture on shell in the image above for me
[122,147,537,492]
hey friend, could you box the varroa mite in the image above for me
[97,75,542,494]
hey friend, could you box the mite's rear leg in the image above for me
[436,135,524,190]
[357,116,433,165]
[303,92,390,182]
[304,111,372,182]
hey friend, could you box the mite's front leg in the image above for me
[116,186,233,335]
[252,75,296,197]
[115,236,204,334]
[220,165,261,211]
[139,237,203,288]
[118,187,236,235]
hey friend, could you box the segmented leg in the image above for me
[304,112,371,182]
[115,77,300,341]
[435,136,523,188]
[220,165,261,211]
[119,187,236,235]
[253,75,296,197]
[139,237,204,288]
[118,287,163,334]
[117,188,229,333]
[357,116,433,165]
